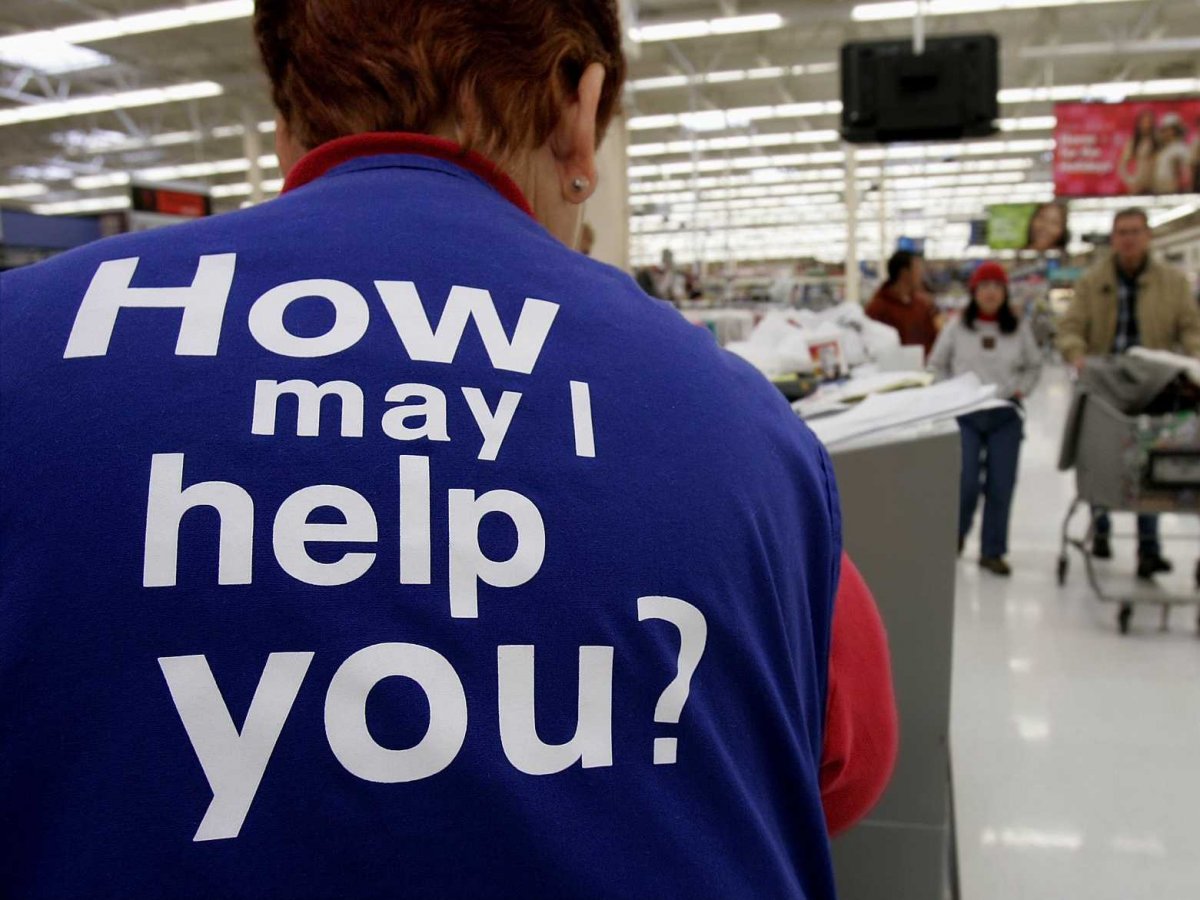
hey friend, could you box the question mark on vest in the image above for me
[637,596,708,765]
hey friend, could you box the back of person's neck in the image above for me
[890,282,913,304]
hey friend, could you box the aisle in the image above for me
[951,365,1200,900]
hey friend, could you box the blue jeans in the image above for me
[958,407,1023,559]
[1093,510,1161,557]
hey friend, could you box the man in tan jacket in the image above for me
[1057,207,1200,578]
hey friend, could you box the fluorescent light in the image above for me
[633,178,1045,210]
[32,195,131,215]
[137,154,276,182]
[627,78,1196,138]
[999,78,1200,103]
[0,183,49,200]
[53,0,252,44]
[627,138,1052,177]
[999,116,1058,131]
[629,130,841,157]
[70,153,280,192]
[209,177,285,199]
[56,119,275,156]
[0,81,223,127]
[629,101,842,131]
[0,33,111,74]
[852,0,1144,22]
[628,114,680,131]
[12,164,75,181]
[628,117,1051,155]
[72,172,131,190]
[628,134,1051,170]
[709,13,785,34]
[630,160,1037,199]
[629,75,691,91]
[138,158,248,181]
[629,62,837,92]
[629,13,783,43]
[631,20,709,42]
[1150,204,1197,227]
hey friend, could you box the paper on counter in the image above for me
[791,369,934,418]
[806,373,1004,449]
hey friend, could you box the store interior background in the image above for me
[1,1,1198,899]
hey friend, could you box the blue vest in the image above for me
[0,141,841,899]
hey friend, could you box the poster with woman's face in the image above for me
[1054,99,1200,197]
[987,202,1070,251]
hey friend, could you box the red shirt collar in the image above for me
[281,132,535,218]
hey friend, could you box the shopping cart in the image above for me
[1056,389,1200,635]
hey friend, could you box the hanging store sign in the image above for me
[130,183,213,218]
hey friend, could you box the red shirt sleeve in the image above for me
[820,552,898,837]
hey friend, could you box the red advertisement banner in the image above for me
[1054,100,1200,198]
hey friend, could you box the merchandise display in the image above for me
[725,302,902,379]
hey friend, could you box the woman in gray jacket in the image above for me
[930,262,1042,575]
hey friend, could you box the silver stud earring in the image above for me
[570,176,588,194]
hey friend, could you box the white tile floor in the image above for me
[952,366,1200,900]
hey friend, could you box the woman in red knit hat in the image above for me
[929,262,1043,575]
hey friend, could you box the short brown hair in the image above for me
[254,1,626,162]
[1113,207,1149,229]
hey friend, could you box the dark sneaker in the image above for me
[1091,535,1112,559]
[979,557,1012,576]
[1136,554,1173,580]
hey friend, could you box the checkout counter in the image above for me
[829,421,961,899]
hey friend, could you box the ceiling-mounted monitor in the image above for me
[840,34,999,144]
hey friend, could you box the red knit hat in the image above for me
[969,261,1009,291]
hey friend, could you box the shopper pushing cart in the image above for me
[1056,207,1200,580]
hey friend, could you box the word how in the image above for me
[64,254,559,374]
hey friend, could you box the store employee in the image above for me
[0,2,896,897]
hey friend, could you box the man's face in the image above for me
[1111,216,1151,268]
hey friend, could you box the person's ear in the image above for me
[274,114,304,177]
[549,62,606,204]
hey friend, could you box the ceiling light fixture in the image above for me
[0,33,112,74]
[628,120,1054,158]
[210,178,285,199]
[851,0,1144,23]
[629,62,838,92]
[70,154,278,192]
[627,79,1195,135]
[0,183,50,200]
[629,13,784,43]
[0,81,224,127]
[31,195,132,216]
[1000,77,1200,103]
[629,101,843,132]
[49,0,252,44]
[1149,204,1197,227]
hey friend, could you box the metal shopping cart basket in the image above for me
[1056,387,1200,635]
